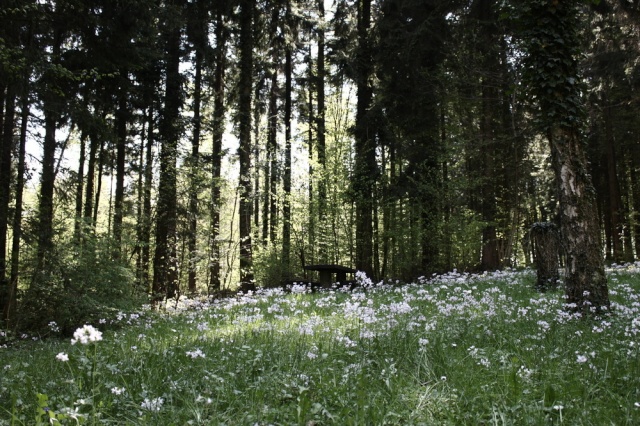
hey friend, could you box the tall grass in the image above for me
[2,265,640,425]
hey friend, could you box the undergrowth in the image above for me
[1,265,640,425]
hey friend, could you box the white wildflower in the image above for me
[140,397,164,412]
[71,324,103,345]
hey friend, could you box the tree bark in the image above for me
[354,0,375,277]
[523,0,609,313]
[113,81,128,258]
[604,102,624,262]
[0,85,16,296]
[36,28,64,269]
[188,40,204,294]
[282,2,293,274]
[83,116,100,227]
[550,127,610,312]
[209,7,226,294]
[140,105,154,291]
[237,0,255,291]
[265,68,278,246]
[5,77,30,323]
[316,0,327,259]
[152,0,183,303]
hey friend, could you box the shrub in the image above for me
[15,234,143,336]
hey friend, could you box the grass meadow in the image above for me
[2,265,640,425]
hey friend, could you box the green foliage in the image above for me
[514,0,588,132]
[253,246,286,288]
[15,234,142,336]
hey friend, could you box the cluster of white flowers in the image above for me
[55,352,69,362]
[48,321,60,333]
[186,348,206,359]
[111,387,126,395]
[71,325,103,345]
[140,397,164,412]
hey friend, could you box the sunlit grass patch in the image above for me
[1,265,640,424]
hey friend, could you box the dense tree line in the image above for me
[0,0,638,329]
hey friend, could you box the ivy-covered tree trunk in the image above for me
[521,0,609,313]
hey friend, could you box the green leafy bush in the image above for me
[16,235,143,336]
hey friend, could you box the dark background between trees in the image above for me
[0,0,638,330]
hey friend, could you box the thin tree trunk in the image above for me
[153,0,183,303]
[5,77,30,323]
[188,45,203,294]
[93,138,105,225]
[141,105,154,291]
[0,85,16,295]
[604,102,624,262]
[135,115,146,286]
[113,81,128,258]
[209,8,226,294]
[316,0,327,263]
[73,130,87,240]
[266,69,278,245]
[84,119,99,226]
[480,76,500,271]
[238,0,255,291]
[354,0,374,277]
[307,47,315,263]
[282,10,293,273]
[37,28,64,269]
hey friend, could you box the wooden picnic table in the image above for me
[304,264,356,288]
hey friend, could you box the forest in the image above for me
[0,0,639,332]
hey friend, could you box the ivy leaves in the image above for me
[511,0,588,132]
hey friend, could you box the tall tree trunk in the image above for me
[238,0,255,291]
[523,0,609,313]
[316,0,327,262]
[37,29,64,269]
[135,116,145,286]
[188,43,203,294]
[307,47,315,263]
[282,5,293,274]
[153,0,183,303]
[83,118,99,226]
[209,8,226,293]
[480,76,500,271]
[632,149,640,259]
[604,101,624,262]
[263,68,278,246]
[5,77,30,323]
[113,81,128,258]
[73,130,87,241]
[93,138,105,225]
[354,0,375,277]
[140,105,154,291]
[0,85,16,298]
[551,128,610,311]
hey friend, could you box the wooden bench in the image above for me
[304,264,357,288]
